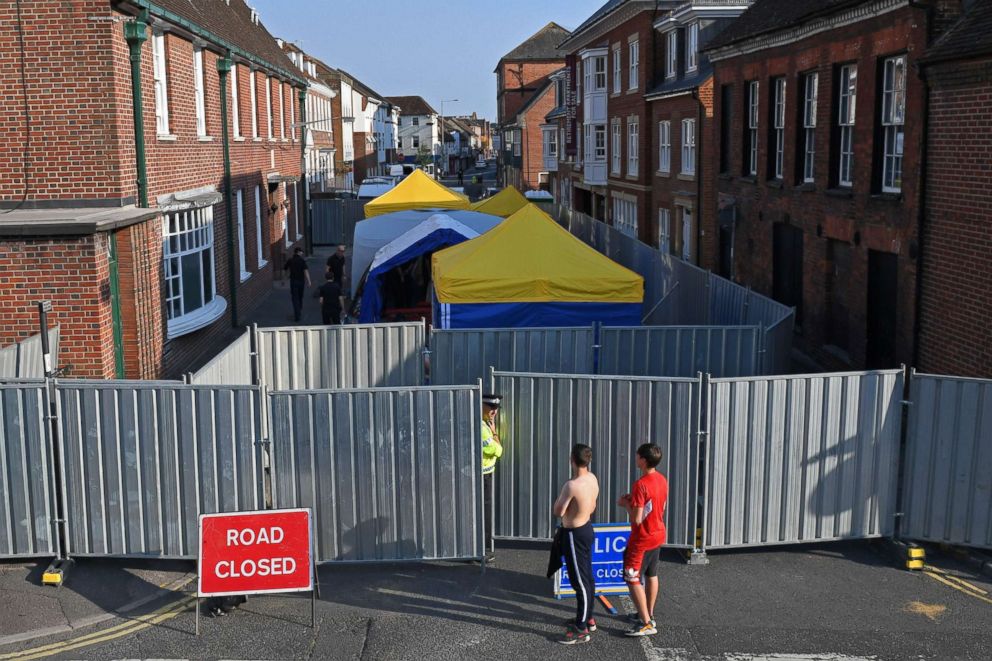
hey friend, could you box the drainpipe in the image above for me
[299,87,312,255]
[694,88,704,265]
[124,11,149,208]
[218,54,239,328]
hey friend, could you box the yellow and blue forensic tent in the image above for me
[431,204,643,328]
[469,186,529,218]
[364,169,471,218]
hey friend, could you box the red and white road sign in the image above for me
[198,508,314,597]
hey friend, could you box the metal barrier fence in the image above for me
[56,381,264,559]
[0,327,60,379]
[188,328,253,385]
[0,384,60,558]
[256,322,425,392]
[269,385,483,563]
[704,370,904,549]
[430,327,595,385]
[901,373,992,551]
[312,198,364,246]
[490,371,699,548]
[599,326,762,379]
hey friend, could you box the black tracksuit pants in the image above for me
[562,522,595,629]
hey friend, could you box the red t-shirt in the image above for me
[629,471,668,549]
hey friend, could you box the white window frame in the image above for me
[612,46,621,94]
[629,40,639,90]
[773,77,786,179]
[681,118,696,175]
[803,72,818,183]
[747,81,759,176]
[627,119,639,175]
[681,206,693,261]
[289,88,296,139]
[250,69,259,139]
[235,189,249,281]
[413,135,420,149]
[231,64,241,139]
[659,120,671,173]
[838,64,857,187]
[544,128,558,159]
[594,124,606,161]
[293,182,302,240]
[265,76,273,139]
[666,31,677,79]
[594,55,607,91]
[152,31,170,135]
[193,47,207,137]
[254,185,266,268]
[612,195,638,239]
[163,206,224,338]
[687,23,699,73]
[278,81,285,139]
[658,208,671,253]
[611,119,621,175]
[881,55,906,193]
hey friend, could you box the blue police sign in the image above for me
[554,523,631,598]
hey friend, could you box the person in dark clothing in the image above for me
[458,168,464,186]
[326,244,346,287]
[283,247,311,322]
[318,272,343,325]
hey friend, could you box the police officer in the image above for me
[481,393,503,562]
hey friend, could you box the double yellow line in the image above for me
[923,565,992,606]
[0,594,194,661]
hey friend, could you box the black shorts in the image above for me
[641,546,661,578]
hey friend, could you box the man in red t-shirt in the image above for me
[618,443,668,637]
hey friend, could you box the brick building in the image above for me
[388,96,440,170]
[279,43,337,193]
[0,0,305,379]
[916,0,992,377]
[321,67,358,191]
[705,0,963,370]
[496,22,570,191]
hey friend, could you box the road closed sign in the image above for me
[198,508,314,597]
[555,523,631,598]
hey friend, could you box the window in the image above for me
[193,47,206,136]
[802,73,818,183]
[265,77,273,138]
[586,124,606,161]
[293,182,302,239]
[288,88,295,139]
[745,81,759,176]
[163,206,221,337]
[613,195,638,238]
[413,135,420,149]
[254,185,266,267]
[659,120,671,173]
[686,23,699,73]
[544,129,558,159]
[719,85,732,174]
[612,47,621,94]
[559,127,566,162]
[681,118,696,175]
[513,129,522,156]
[611,119,621,174]
[881,55,906,192]
[627,119,639,175]
[772,78,786,179]
[666,31,677,79]
[231,64,241,139]
[235,190,248,281]
[681,206,693,261]
[837,64,857,187]
[152,32,170,135]
[594,55,607,91]
[413,117,419,126]
[629,40,639,90]
[658,208,671,253]
[249,69,258,138]
[278,82,285,139]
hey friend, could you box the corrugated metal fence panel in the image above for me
[0,327,60,378]
[312,199,364,246]
[189,328,253,385]
[257,322,425,391]
[762,313,795,375]
[430,327,595,385]
[0,384,59,558]
[705,370,903,550]
[673,262,711,325]
[599,326,761,379]
[491,371,698,548]
[901,374,992,551]
[57,382,263,558]
[269,386,482,562]
[0,343,18,378]
[709,277,748,326]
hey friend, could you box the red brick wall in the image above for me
[917,59,992,377]
[498,60,564,124]
[117,220,164,379]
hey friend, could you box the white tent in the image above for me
[350,209,502,296]
[368,215,480,273]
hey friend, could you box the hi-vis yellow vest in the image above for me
[482,421,502,475]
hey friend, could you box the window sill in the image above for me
[234,136,246,142]
[197,136,214,142]
[157,134,178,142]
[252,137,263,142]
[766,179,783,189]
[257,259,269,269]
[656,170,671,178]
[166,296,228,340]
[267,138,277,143]
[796,182,816,192]
[240,270,251,283]
[826,187,853,198]
[718,173,733,181]
[677,172,696,182]
[738,176,757,185]
[626,88,639,95]
[872,192,903,202]
[281,138,289,143]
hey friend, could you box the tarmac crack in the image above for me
[305,614,322,660]
[357,617,372,661]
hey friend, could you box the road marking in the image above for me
[923,567,992,606]
[0,596,193,660]
[904,601,947,621]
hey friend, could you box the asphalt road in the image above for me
[2,541,991,660]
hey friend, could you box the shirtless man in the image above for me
[552,444,600,645]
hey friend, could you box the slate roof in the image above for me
[567,0,627,39]
[705,0,871,51]
[147,0,301,80]
[386,96,438,116]
[499,22,571,61]
[921,0,992,65]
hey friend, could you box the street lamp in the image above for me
[439,98,458,177]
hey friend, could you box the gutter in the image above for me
[123,11,150,208]
[217,55,239,328]
[693,87,704,265]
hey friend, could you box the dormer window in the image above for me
[686,22,699,73]
[666,31,677,79]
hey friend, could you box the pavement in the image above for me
[1,540,991,660]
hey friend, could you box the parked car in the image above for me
[357,177,397,200]
[475,158,486,169]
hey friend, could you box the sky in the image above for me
[248,0,607,121]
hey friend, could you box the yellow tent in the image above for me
[431,204,643,328]
[469,186,529,218]
[363,169,471,218]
